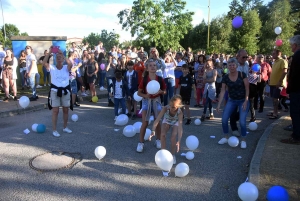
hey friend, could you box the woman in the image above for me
[200,58,217,120]
[194,55,206,107]
[149,48,166,78]
[117,54,127,76]
[81,50,90,96]
[97,52,106,91]
[216,58,250,149]
[106,54,116,107]
[68,51,82,107]
[163,52,177,105]
[40,50,51,86]
[19,50,27,90]
[86,53,98,99]
[2,49,18,101]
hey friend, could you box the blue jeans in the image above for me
[98,71,106,87]
[114,98,126,116]
[290,92,300,140]
[163,78,175,105]
[106,77,113,102]
[27,73,37,98]
[43,66,50,84]
[20,69,26,87]
[222,98,250,137]
[203,91,212,114]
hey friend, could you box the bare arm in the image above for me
[152,107,167,131]
[217,83,226,112]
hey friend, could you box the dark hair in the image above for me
[115,70,122,79]
[97,52,105,62]
[127,60,134,66]
[182,64,189,69]
[198,54,206,63]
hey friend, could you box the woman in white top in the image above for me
[163,52,177,105]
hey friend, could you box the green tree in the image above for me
[82,30,120,50]
[290,0,300,34]
[0,24,29,48]
[229,10,262,55]
[227,0,243,19]
[118,0,194,52]
[259,0,296,55]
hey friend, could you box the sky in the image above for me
[0,0,272,42]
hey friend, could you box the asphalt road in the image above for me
[0,97,276,201]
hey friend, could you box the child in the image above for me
[150,95,183,165]
[179,64,196,125]
[278,83,289,112]
[108,71,130,120]
[136,60,166,153]
[124,60,139,119]
[248,69,261,122]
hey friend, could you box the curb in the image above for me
[0,93,108,118]
[247,116,286,187]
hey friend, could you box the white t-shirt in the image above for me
[0,51,6,67]
[50,64,70,91]
[163,62,175,79]
[114,80,123,99]
[126,71,134,89]
[96,45,106,53]
[26,53,38,73]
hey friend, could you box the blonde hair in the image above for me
[170,94,184,108]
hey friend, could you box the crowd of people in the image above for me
[0,35,299,163]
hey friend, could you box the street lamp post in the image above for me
[207,0,210,50]
[0,0,7,45]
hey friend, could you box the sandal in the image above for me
[280,137,300,145]
[267,112,274,116]
[269,115,278,119]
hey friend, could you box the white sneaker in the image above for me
[136,142,144,153]
[100,87,104,91]
[36,85,43,88]
[241,141,247,149]
[155,139,161,149]
[53,130,60,137]
[44,84,46,87]
[63,127,72,133]
[218,137,228,144]
[232,130,240,137]
[48,84,51,87]
[81,92,87,97]
[173,155,176,164]
[102,87,107,90]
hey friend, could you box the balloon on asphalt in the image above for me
[175,162,190,177]
[36,124,46,133]
[71,114,78,122]
[155,149,173,172]
[115,114,129,126]
[123,125,136,137]
[19,96,30,109]
[238,182,259,201]
[185,151,195,160]
[232,16,243,28]
[144,128,151,141]
[92,96,98,103]
[228,136,239,147]
[266,186,289,201]
[186,135,199,151]
[249,122,258,131]
[133,122,142,133]
[133,91,143,102]
[32,123,38,132]
[146,80,160,94]
[194,119,201,125]
[95,146,106,160]
[274,27,282,35]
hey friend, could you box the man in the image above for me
[254,54,272,113]
[95,41,106,53]
[268,50,288,119]
[25,46,39,101]
[174,52,186,94]
[281,35,300,144]
[43,47,73,137]
[230,49,249,136]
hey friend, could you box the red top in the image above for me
[260,62,272,81]
[134,61,145,84]
[139,75,166,99]
[280,82,288,96]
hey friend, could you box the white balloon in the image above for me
[19,96,30,109]
[115,114,129,126]
[133,122,142,133]
[238,182,259,201]
[249,122,258,131]
[185,151,195,160]
[133,91,143,102]
[148,115,154,124]
[175,162,190,177]
[144,128,151,141]
[95,146,106,160]
[146,80,160,95]
[186,135,199,151]
[194,119,201,125]
[71,114,78,122]
[118,108,129,115]
[123,125,136,137]
[31,123,38,132]
[228,136,239,147]
[155,149,173,171]
[274,26,282,35]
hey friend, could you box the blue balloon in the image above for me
[267,186,289,201]
[232,16,243,28]
[252,64,261,72]
[36,124,46,133]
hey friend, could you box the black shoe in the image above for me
[3,97,9,102]
[74,103,80,107]
[199,104,204,108]
[13,96,18,101]
[201,115,205,121]
[127,113,132,117]
[258,109,263,113]
[36,96,39,99]
[185,119,191,125]
[108,101,114,107]
[249,117,256,122]
[29,97,37,101]
[194,104,200,107]
[131,114,136,120]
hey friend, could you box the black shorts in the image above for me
[87,75,97,84]
[270,86,282,99]
[181,96,190,105]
